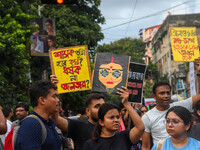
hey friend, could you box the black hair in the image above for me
[92,103,119,142]
[165,106,192,131]
[2,106,13,118]
[15,102,29,111]
[194,100,200,118]
[85,94,105,108]
[78,107,86,115]
[48,35,55,41]
[117,102,124,111]
[30,80,57,107]
[153,81,171,94]
[46,19,53,25]
[33,36,37,40]
[139,105,148,112]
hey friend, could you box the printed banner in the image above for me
[30,18,56,56]
[128,62,147,103]
[49,45,91,94]
[169,27,199,62]
[92,53,130,94]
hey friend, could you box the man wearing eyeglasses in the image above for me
[141,57,200,150]
[15,103,29,123]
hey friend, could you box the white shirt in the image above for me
[0,120,12,145]
[142,97,193,144]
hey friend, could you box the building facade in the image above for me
[151,13,200,97]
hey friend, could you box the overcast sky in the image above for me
[98,0,200,45]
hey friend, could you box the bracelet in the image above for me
[197,74,200,76]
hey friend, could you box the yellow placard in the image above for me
[49,45,91,94]
[169,27,199,62]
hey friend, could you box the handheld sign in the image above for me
[128,62,147,103]
[92,53,130,94]
[169,27,199,62]
[49,45,91,94]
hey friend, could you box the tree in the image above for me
[97,37,146,63]
[0,0,36,106]
[143,61,168,98]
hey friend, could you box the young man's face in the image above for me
[87,98,105,124]
[153,85,171,110]
[44,89,60,114]
[16,107,28,121]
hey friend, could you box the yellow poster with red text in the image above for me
[169,27,199,62]
[49,45,91,94]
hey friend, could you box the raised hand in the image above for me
[117,86,129,104]
[50,75,59,86]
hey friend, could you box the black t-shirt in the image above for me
[82,130,132,150]
[187,124,200,141]
[66,119,95,150]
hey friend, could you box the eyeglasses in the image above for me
[164,119,184,126]
[99,68,122,79]
[16,110,25,113]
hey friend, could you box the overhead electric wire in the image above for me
[125,0,138,37]
[102,0,191,31]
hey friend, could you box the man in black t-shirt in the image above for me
[66,94,105,150]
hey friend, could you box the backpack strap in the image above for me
[12,115,47,150]
[156,139,166,150]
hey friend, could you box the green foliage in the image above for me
[0,0,36,107]
[144,61,168,98]
[146,61,160,80]
[143,80,154,98]
[97,37,146,63]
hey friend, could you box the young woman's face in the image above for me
[166,111,190,138]
[48,39,54,47]
[100,109,120,132]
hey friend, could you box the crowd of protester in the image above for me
[0,58,200,150]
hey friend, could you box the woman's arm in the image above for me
[117,86,144,144]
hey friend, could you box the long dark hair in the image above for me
[92,103,120,142]
[165,106,192,131]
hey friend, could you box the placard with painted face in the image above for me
[92,53,130,94]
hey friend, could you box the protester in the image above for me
[142,57,200,150]
[187,100,200,141]
[152,106,200,149]
[15,80,61,150]
[139,105,148,117]
[82,87,144,150]
[12,102,29,127]
[51,74,106,150]
[77,107,87,120]
[0,106,13,145]
[141,81,200,150]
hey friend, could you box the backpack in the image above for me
[4,115,47,150]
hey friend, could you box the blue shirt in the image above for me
[151,137,200,150]
[16,111,61,150]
